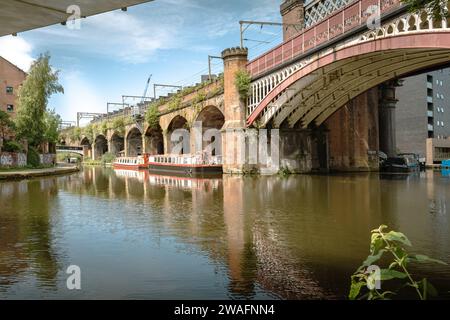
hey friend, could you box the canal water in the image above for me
[1,167,449,299]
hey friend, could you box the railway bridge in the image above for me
[64,0,450,174]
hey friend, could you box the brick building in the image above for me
[396,68,450,162]
[0,56,27,141]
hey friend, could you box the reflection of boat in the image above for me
[381,155,420,173]
[148,173,221,190]
[114,169,147,181]
[113,154,149,170]
[148,155,223,175]
[113,168,222,189]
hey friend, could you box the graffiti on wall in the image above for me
[0,152,27,168]
[40,154,56,165]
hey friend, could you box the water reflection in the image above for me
[1,168,449,299]
[0,179,60,292]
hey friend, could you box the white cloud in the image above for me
[32,10,180,64]
[53,70,105,124]
[0,36,34,71]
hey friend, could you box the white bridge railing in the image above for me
[246,1,450,127]
[246,0,403,122]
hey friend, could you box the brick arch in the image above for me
[94,134,108,160]
[194,105,224,155]
[247,33,450,128]
[144,125,164,155]
[110,132,125,156]
[194,105,225,130]
[125,126,143,157]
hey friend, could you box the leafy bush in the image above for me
[27,147,41,168]
[234,70,251,101]
[68,127,82,142]
[101,152,116,164]
[100,121,109,135]
[145,104,160,129]
[82,125,94,142]
[168,96,182,111]
[349,225,447,300]
[2,141,24,153]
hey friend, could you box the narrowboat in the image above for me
[148,154,223,175]
[380,155,420,173]
[113,154,149,170]
[398,153,424,171]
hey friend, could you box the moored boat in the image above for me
[380,155,420,173]
[148,154,222,175]
[113,154,149,170]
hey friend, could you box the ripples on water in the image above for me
[0,168,449,299]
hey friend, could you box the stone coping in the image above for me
[0,166,80,181]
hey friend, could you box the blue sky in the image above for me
[0,0,284,125]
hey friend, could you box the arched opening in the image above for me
[110,133,125,157]
[167,115,189,154]
[126,127,142,157]
[195,105,224,156]
[145,125,164,155]
[80,137,92,158]
[94,135,108,160]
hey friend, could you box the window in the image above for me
[6,105,14,112]
[6,86,13,94]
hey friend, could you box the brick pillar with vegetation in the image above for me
[221,47,250,174]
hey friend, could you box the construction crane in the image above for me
[142,74,152,104]
[132,74,152,120]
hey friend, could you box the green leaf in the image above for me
[412,254,447,265]
[362,249,385,268]
[349,280,366,300]
[380,269,408,280]
[370,235,384,255]
[384,231,412,246]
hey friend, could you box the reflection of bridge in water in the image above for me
[58,168,338,299]
[3,168,450,298]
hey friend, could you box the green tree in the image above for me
[15,53,64,147]
[402,0,449,21]
[0,110,15,140]
[43,110,61,145]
